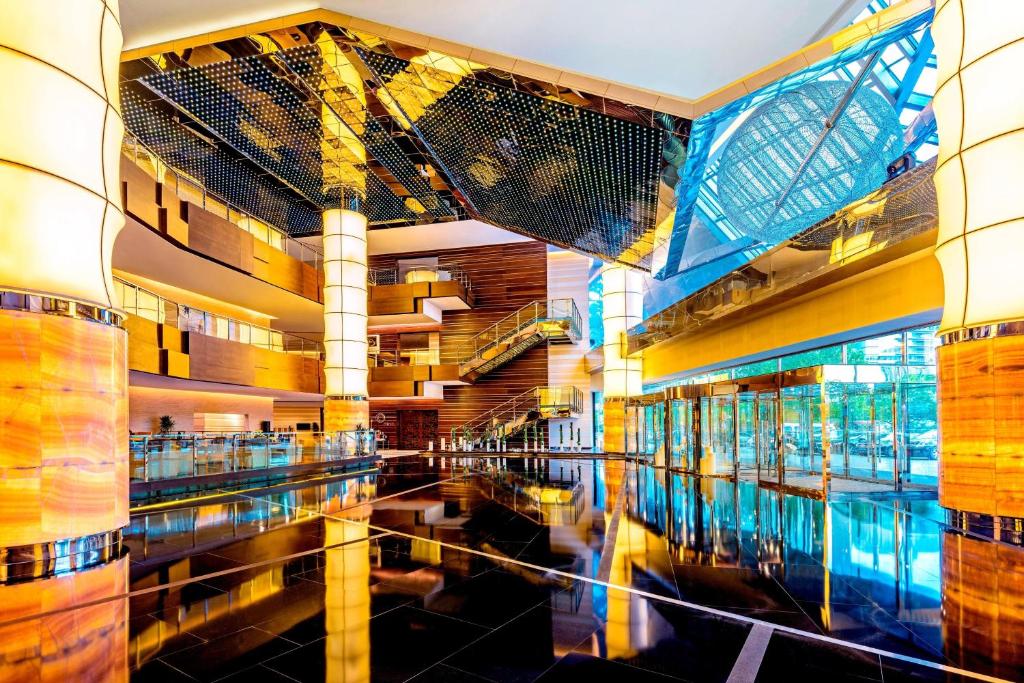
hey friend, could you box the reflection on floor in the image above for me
[1,456,1021,682]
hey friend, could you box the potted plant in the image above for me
[158,415,175,434]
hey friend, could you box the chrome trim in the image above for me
[1,529,123,583]
[938,321,1024,346]
[325,395,369,402]
[0,289,125,328]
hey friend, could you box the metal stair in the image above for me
[451,385,584,448]
[457,299,582,382]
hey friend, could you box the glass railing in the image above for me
[456,298,582,364]
[115,277,322,358]
[374,348,442,367]
[129,431,376,483]
[122,134,323,268]
[368,263,471,290]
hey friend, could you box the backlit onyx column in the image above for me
[0,1,127,558]
[322,208,370,432]
[602,265,643,453]
[932,0,1024,518]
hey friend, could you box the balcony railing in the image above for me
[373,348,441,367]
[129,430,376,483]
[456,298,582,364]
[453,385,585,443]
[115,277,322,358]
[368,263,471,291]
[122,134,323,268]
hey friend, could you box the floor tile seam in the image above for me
[251,624,302,647]
[527,626,602,682]
[794,571,950,663]
[225,490,1010,682]
[424,589,592,677]
[405,603,498,630]
[433,662,500,682]
[0,531,395,629]
[256,663,303,682]
[766,574,828,636]
[410,581,573,631]
[153,656,200,680]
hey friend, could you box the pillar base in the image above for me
[603,398,626,454]
[0,305,128,551]
[324,397,370,433]
[938,333,1024,519]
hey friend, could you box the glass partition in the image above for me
[653,363,937,496]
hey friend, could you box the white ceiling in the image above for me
[119,0,865,100]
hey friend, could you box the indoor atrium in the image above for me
[2,0,1023,681]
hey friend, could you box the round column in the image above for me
[322,208,370,432]
[602,264,643,453]
[932,0,1024,519]
[0,0,127,569]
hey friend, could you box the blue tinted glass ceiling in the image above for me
[653,2,935,285]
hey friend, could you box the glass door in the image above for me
[737,392,757,476]
[756,391,780,485]
[670,399,695,471]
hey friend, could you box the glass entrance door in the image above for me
[669,399,694,471]
[756,392,780,485]
[737,392,757,476]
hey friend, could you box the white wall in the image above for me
[546,249,594,449]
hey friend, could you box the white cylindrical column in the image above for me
[0,0,128,561]
[602,264,643,453]
[932,0,1024,518]
[323,208,370,432]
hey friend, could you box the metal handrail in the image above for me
[452,385,584,441]
[129,430,376,483]
[368,263,472,290]
[456,298,582,364]
[121,134,323,269]
[115,277,323,358]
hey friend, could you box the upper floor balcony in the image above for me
[368,263,474,328]
[117,277,323,395]
[120,136,323,303]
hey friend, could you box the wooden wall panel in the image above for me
[129,386,272,433]
[0,310,128,547]
[370,241,547,437]
[185,204,255,273]
[126,315,161,374]
[273,402,323,431]
[119,157,321,301]
[186,333,256,386]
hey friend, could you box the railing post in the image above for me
[192,436,198,476]
[143,437,149,483]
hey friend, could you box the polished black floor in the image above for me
[4,456,1020,682]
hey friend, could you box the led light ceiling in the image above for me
[359,48,666,267]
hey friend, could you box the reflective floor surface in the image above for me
[2,456,1021,682]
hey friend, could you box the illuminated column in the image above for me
[932,1,1024,518]
[602,265,643,453]
[0,1,127,558]
[323,208,370,432]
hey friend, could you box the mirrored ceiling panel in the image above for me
[358,48,667,267]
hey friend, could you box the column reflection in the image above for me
[0,556,129,681]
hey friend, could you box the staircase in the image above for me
[457,299,582,382]
[451,385,584,448]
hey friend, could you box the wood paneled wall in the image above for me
[369,241,548,437]
[129,386,272,433]
[121,157,322,302]
[273,402,323,431]
[126,313,324,394]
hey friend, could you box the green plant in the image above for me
[158,415,175,434]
